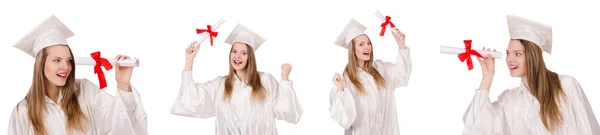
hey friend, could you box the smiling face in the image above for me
[230,42,250,70]
[352,35,372,62]
[506,39,527,78]
[43,45,73,87]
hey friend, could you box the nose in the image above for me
[60,61,70,70]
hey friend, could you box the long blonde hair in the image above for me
[520,39,565,132]
[223,43,266,103]
[18,45,88,135]
[343,35,386,95]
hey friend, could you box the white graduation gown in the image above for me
[8,78,148,135]
[329,48,412,135]
[171,71,303,135]
[463,75,600,135]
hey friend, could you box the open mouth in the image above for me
[363,52,370,56]
[233,60,242,65]
[57,73,67,79]
[509,65,519,71]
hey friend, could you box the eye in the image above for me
[232,50,236,53]
[516,53,522,56]
[53,59,60,63]
[243,52,247,55]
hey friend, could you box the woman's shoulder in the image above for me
[258,71,276,81]
[558,74,578,84]
[12,100,29,117]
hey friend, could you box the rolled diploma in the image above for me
[75,57,140,67]
[440,46,503,59]
[196,18,225,45]
[375,10,394,30]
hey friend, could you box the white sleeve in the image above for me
[170,71,221,118]
[266,73,303,124]
[7,104,30,135]
[375,48,412,88]
[462,89,509,135]
[563,77,600,135]
[79,79,148,135]
[329,84,356,129]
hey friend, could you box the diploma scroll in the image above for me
[440,45,503,59]
[196,19,225,45]
[375,10,393,30]
[75,57,140,67]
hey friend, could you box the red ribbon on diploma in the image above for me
[196,25,219,46]
[380,16,396,36]
[91,51,113,89]
[458,40,483,70]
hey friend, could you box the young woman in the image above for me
[329,19,412,135]
[462,15,600,135]
[170,24,303,135]
[8,15,148,135]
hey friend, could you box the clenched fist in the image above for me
[332,73,345,91]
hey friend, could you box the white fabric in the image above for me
[507,15,553,54]
[334,19,367,49]
[329,48,412,135]
[32,29,69,57]
[8,79,148,135]
[171,71,303,135]
[463,75,600,135]
[14,15,74,57]
[224,24,266,51]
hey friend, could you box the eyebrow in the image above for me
[506,50,523,52]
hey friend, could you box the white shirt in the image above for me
[8,78,148,135]
[463,75,600,135]
[171,71,303,135]
[329,48,412,135]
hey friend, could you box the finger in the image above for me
[493,49,497,52]
[476,57,483,63]
[123,55,130,60]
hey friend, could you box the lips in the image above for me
[509,65,519,71]
[57,72,68,79]
[363,52,370,56]
[233,60,242,65]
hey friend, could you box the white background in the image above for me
[0,0,599,134]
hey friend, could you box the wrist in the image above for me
[117,83,131,92]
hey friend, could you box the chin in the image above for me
[232,66,245,71]
[51,80,67,86]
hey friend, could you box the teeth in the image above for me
[510,66,518,69]
[57,74,66,77]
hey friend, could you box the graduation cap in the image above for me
[14,15,74,57]
[507,15,553,54]
[224,24,266,51]
[334,19,368,49]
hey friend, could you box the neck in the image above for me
[521,76,529,89]
[235,69,247,80]
[45,82,60,103]
[357,60,366,70]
